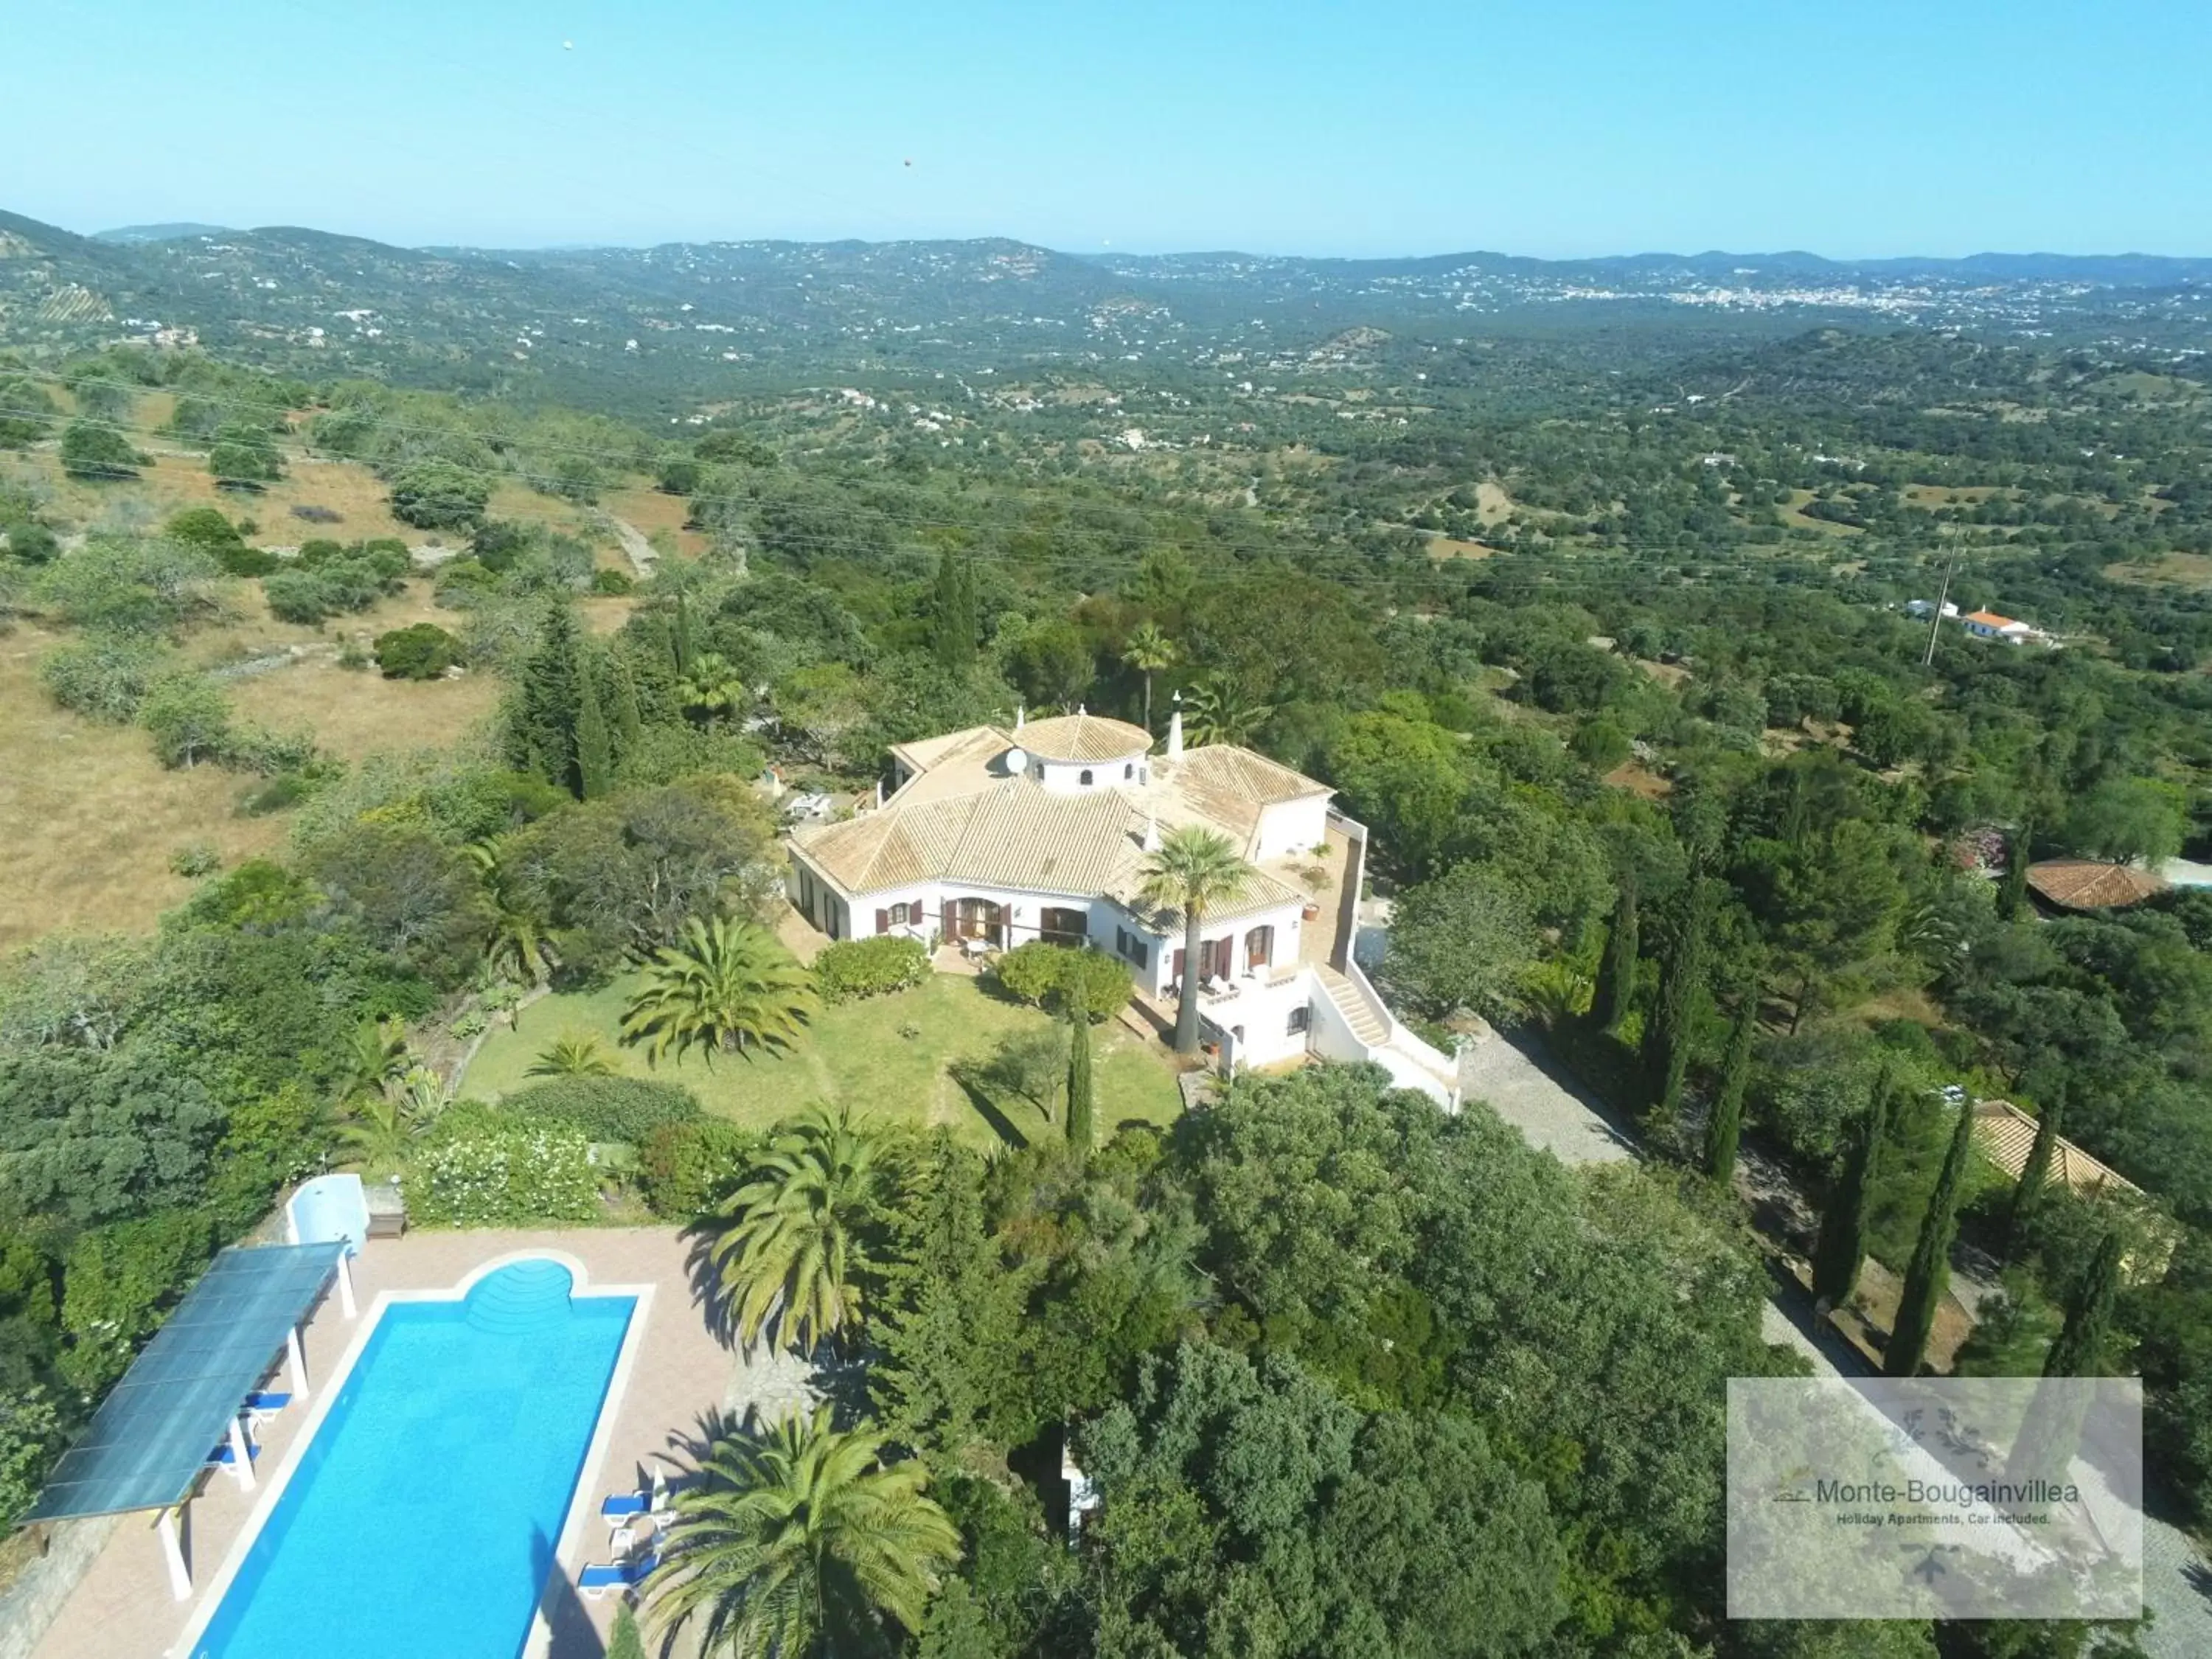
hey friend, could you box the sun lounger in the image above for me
[602,1470,674,1528]
[243,1391,292,1432]
[578,1553,658,1601]
[207,1438,260,1487]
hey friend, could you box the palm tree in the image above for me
[647,1405,959,1658]
[680,652,747,724]
[1138,825,1252,1055]
[622,916,816,1068]
[1121,622,1175,734]
[704,1105,885,1351]
[339,1017,411,1104]
[340,1067,447,1175]
[1181,673,1270,748]
[470,838,557,988]
[527,1034,616,1077]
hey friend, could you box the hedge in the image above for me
[637,1119,761,1218]
[507,1076,703,1144]
[411,1115,599,1227]
[814,935,931,1004]
[992,942,1132,1021]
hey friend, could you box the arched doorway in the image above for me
[950,897,1004,946]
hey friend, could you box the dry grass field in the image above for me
[0,624,287,950]
[2107,552,2212,589]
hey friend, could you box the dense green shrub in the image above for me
[263,550,404,623]
[1,521,60,564]
[138,674,235,768]
[374,622,463,680]
[59,420,144,480]
[59,1209,217,1392]
[388,461,490,529]
[41,635,170,722]
[591,567,636,595]
[507,1075,702,1144]
[991,941,1131,1020]
[411,1115,599,1226]
[636,1118,759,1217]
[0,1386,64,1526]
[814,935,930,1004]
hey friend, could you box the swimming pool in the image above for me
[189,1259,638,1659]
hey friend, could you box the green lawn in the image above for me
[462,971,1186,1149]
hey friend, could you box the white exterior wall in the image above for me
[1253,795,1329,863]
[1200,967,1315,1069]
[1030,754,1149,795]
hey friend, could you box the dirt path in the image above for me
[602,513,656,580]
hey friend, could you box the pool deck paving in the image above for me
[32,1227,797,1659]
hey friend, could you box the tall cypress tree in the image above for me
[1704,982,1758,1183]
[1885,1099,1979,1377]
[1812,1081,1891,1307]
[1593,873,1639,1034]
[605,644,644,766]
[1997,816,2035,922]
[2009,1228,2126,1484]
[2043,1228,2124,1380]
[931,548,976,672]
[1065,973,1093,1154]
[2006,1091,2064,1257]
[513,602,583,793]
[672,591,695,677]
[576,650,613,801]
[1643,877,1714,1119]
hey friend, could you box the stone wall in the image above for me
[0,1515,122,1659]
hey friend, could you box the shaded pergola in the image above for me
[27,1242,356,1599]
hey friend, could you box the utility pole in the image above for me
[1922,553,1958,668]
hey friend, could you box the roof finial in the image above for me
[1165,690,1184,762]
[1077,703,1086,716]
[1015,703,1025,729]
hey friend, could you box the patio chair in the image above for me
[206,1438,260,1487]
[243,1391,291,1433]
[578,1553,659,1601]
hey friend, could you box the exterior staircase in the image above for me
[1315,964,1389,1046]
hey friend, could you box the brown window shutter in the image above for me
[876,908,890,933]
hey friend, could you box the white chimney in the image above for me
[1015,704,1025,729]
[1165,692,1183,761]
[1142,815,1161,852]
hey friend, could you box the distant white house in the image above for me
[1961,608,2039,644]
[784,707,1460,1099]
[1905,598,1960,619]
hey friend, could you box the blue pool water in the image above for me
[192,1260,636,1659]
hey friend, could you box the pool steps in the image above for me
[462,1260,577,1334]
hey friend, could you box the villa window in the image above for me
[1124,762,1133,779]
[1116,927,1150,970]
[1040,906,1088,947]
[1079,768,1093,786]
[1287,1005,1311,1036]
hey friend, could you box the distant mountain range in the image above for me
[4,206,2208,412]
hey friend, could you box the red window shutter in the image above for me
[876,908,891,933]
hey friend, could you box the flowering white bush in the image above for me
[412,1121,599,1227]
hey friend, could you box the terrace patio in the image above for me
[29,1228,789,1659]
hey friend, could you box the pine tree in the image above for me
[512,602,583,793]
[1885,1098,1978,1377]
[1642,877,1714,1120]
[576,650,613,801]
[2006,1091,2063,1258]
[605,1603,647,1659]
[1065,973,1093,1154]
[1997,816,2034,922]
[1592,873,1639,1034]
[606,644,644,765]
[1812,1081,1891,1307]
[1704,983,1758,1183]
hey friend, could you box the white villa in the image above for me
[784,706,1461,1102]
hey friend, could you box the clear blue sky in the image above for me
[1,0,2201,257]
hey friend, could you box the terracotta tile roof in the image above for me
[2025,859,2167,911]
[1009,712,1152,763]
[1963,609,2019,628]
[1970,1100,2140,1199]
